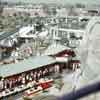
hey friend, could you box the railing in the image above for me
[59,81,100,100]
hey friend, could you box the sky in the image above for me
[2,0,100,5]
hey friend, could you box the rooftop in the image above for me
[43,42,70,56]
[0,56,56,78]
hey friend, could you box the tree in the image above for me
[76,3,85,8]
[52,7,57,16]
[0,0,4,15]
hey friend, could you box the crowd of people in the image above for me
[0,64,61,93]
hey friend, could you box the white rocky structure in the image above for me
[79,17,100,81]
[77,17,100,100]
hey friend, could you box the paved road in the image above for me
[1,92,23,100]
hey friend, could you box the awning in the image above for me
[0,56,56,78]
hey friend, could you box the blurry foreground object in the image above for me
[77,17,100,99]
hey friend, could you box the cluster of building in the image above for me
[0,15,83,98]
[2,3,100,17]
[2,5,47,17]
[0,2,100,99]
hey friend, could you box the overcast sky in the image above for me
[2,0,100,5]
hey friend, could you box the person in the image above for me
[34,72,37,81]
[34,81,38,90]
[22,77,25,85]
[55,65,60,73]
[72,67,82,91]
[43,69,46,77]
[0,78,4,92]
[37,72,41,80]
[39,70,42,78]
